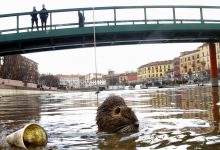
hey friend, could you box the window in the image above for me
[188,57,191,61]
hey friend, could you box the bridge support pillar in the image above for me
[209,43,218,87]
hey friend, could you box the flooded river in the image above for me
[0,85,220,149]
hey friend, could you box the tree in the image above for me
[188,69,192,79]
[201,61,206,72]
[122,79,128,86]
[1,55,39,83]
[39,74,59,87]
[200,61,206,80]
[192,62,196,79]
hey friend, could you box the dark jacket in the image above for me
[78,12,85,23]
[40,8,48,21]
[31,10,38,21]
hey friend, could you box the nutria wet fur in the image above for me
[96,95,139,133]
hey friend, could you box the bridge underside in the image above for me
[1,24,220,55]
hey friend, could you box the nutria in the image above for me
[96,95,139,133]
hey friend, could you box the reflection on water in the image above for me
[0,86,220,149]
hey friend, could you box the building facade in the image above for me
[173,57,180,80]
[79,75,85,88]
[105,70,119,87]
[215,42,220,68]
[56,74,80,89]
[180,42,220,80]
[179,49,200,79]
[137,60,174,82]
[84,73,106,88]
[198,43,211,73]
[127,72,137,84]
[119,73,128,85]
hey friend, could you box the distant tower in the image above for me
[108,69,115,76]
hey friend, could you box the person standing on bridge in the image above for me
[78,11,85,27]
[30,6,39,31]
[40,4,49,30]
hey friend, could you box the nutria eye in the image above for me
[114,107,121,114]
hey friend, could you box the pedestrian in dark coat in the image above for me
[40,4,49,30]
[30,6,39,31]
[78,11,85,27]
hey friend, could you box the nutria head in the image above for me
[96,95,139,133]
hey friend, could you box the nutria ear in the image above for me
[114,107,121,115]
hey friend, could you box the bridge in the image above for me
[1,6,220,56]
[0,5,220,87]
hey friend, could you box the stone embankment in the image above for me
[0,88,59,97]
[0,78,58,96]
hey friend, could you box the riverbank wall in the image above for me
[0,78,57,90]
[0,78,59,96]
[0,88,60,97]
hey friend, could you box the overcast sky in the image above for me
[1,0,220,75]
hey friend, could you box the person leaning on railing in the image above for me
[30,6,39,31]
[78,11,85,27]
[40,4,49,30]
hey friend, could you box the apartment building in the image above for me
[84,73,106,88]
[56,74,80,89]
[137,60,173,81]
[118,72,137,85]
[79,75,85,88]
[214,42,220,68]
[127,72,137,84]
[179,42,220,79]
[119,73,128,85]
[105,70,119,86]
[173,57,180,79]
[198,43,211,72]
[179,49,200,78]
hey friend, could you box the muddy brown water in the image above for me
[0,86,220,150]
